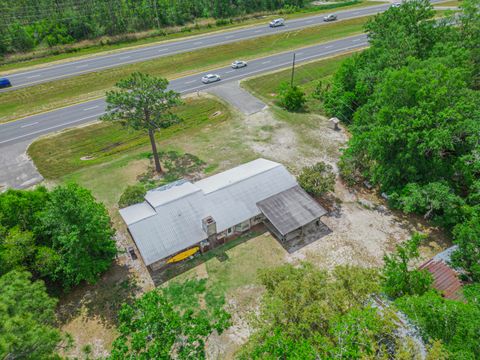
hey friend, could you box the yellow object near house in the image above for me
[166,247,200,263]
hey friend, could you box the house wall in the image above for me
[146,215,264,272]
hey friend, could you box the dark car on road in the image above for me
[0,78,11,88]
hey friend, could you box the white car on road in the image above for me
[201,74,221,84]
[269,18,285,27]
[323,14,337,22]
[231,60,247,69]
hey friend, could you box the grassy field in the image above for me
[0,16,369,124]
[28,97,232,180]
[436,0,461,6]
[0,1,381,73]
[243,52,353,103]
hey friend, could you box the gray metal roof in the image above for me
[257,186,327,236]
[119,158,298,265]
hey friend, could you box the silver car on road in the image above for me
[231,60,247,69]
[201,74,221,84]
[323,14,337,22]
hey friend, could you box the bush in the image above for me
[338,155,363,187]
[277,82,306,111]
[298,162,335,197]
[382,234,433,298]
[118,184,146,208]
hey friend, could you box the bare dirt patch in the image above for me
[243,109,300,164]
[206,285,264,360]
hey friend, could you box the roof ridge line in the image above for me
[199,162,283,195]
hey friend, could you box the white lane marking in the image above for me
[254,30,262,33]
[352,38,361,42]
[21,122,38,128]
[180,43,366,94]
[262,60,271,64]
[325,45,334,49]
[119,56,131,60]
[27,74,41,79]
[225,35,234,39]
[296,52,304,56]
[353,11,360,14]
[83,105,99,111]
[225,70,235,73]
[0,112,106,145]
[158,48,169,52]
[185,79,196,84]
[76,64,88,68]
[306,20,314,23]
[194,41,203,45]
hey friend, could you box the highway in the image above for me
[0,4,389,90]
[0,34,368,148]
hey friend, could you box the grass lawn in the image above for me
[243,52,353,103]
[28,97,231,179]
[0,16,369,124]
[0,1,382,73]
[436,0,461,6]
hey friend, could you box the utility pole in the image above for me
[290,53,296,87]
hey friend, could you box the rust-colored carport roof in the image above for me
[420,258,463,300]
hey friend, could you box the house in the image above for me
[120,158,327,271]
[419,246,463,300]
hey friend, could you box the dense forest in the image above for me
[0,0,306,56]
[324,0,480,281]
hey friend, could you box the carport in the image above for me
[256,185,328,248]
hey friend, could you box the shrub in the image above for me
[118,184,146,208]
[382,234,433,299]
[338,155,363,187]
[277,82,306,111]
[298,162,335,197]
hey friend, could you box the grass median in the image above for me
[0,1,381,73]
[0,16,369,124]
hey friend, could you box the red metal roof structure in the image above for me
[420,247,463,300]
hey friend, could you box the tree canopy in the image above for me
[0,183,117,290]
[0,0,306,56]
[382,234,433,299]
[103,72,182,173]
[324,0,480,280]
[239,263,415,358]
[110,280,231,359]
[0,270,61,359]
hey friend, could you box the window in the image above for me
[227,227,234,236]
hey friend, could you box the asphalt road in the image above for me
[0,34,368,148]
[0,4,389,91]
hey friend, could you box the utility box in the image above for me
[329,117,340,131]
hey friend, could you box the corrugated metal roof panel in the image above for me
[204,165,297,232]
[420,253,463,300]
[196,158,281,194]
[129,190,208,266]
[145,181,200,208]
[257,186,327,236]
[119,202,156,225]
